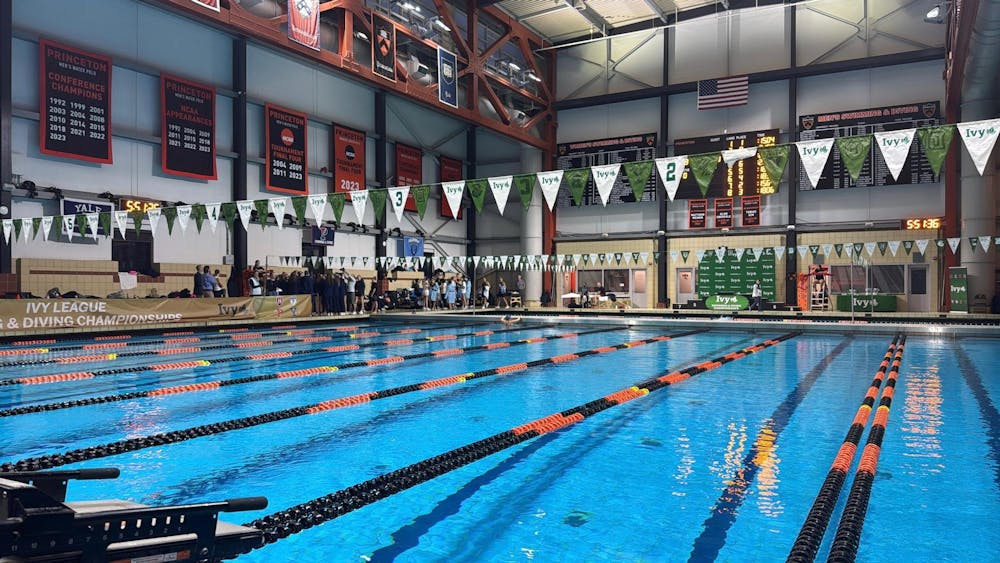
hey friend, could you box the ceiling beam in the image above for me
[565,1,609,36]
[476,0,506,6]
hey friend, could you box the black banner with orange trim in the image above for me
[161,74,216,180]
[714,197,733,229]
[266,104,308,194]
[396,143,422,212]
[741,195,761,226]
[688,199,707,229]
[333,124,366,197]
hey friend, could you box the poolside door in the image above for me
[908,265,929,312]
[676,268,696,306]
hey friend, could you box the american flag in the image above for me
[697,76,749,110]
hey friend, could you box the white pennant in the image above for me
[734,247,746,261]
[798,245,809,259]
[695,249,706,262]
[979,236,992,252]
[915,239,929,255]
[308,195,328,226]
[535,170,563,211]
[114,211,128,239]
[670,250,679,262]
[721,147,757,168]
[387,187,410,223]
[655,156,687,201]
[715,247,727,262]
[773,246,785,261]
[888,240,901,256]
[41,216,53,240]
[473,255,481,267]
[795,139,835,189]
[63,215,76,241]
[822,243,833,257]
[206,203,221,233]
[269,197,288,229]
[752,247,763,260]
[176,206,192,234]
[865,242,877,256]
[488,176,512,216]
[640,251,649,264]
[236,201,254,231]
[442,181,465,220]
[20,218,31,242]
[86,213,100,239]
[1,220,11,244]
[874,129,915,181]
[146,208,162,237]
[947,237,960,254]
[350,190,369,221]
[590,164,620,206]
[957,118,1000,176]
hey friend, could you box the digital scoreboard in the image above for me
[673,129,780,200]
[904,217,941,230]
[119,198,162,213]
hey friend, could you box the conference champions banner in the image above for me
[396,143,423,212]
[438,46,458,108]
[39,39,113,164]
[265,104,308,194]
[287,0,320,50]
[161,74,216,180]
[689,199,708,229]
[333,124,366,198]
[741,195,761,226]
[440,155,464,219]
[372,12,396,82]
[0,296,311,334]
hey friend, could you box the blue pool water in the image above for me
[1,319,998,561]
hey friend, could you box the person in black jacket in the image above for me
[193,265,203,298]
[354,277,366,314]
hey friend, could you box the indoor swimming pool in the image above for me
[1,318,998,561]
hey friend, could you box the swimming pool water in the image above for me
[1,319,998,561]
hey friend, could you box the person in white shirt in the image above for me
[751,279,762,311]
[248,271,263,296]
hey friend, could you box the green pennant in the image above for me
[410,185,430,219]
[53,215,63,239]
[582,254,590,265]
[853,242,864,255]
[563,168,589,206]
[631,252,640,264]
[162,206,178,235]
[758,144,791,186]
[291,196,308,226]
[12,220,21,240]
[254,200,269,229]
[809,244,820,256]
[688,153,720,196]
[680,250,690,263]
[654,251,662,263]
[598,253,606,265]
[903,240,914,254]
[834,243,844,257]
[368,189,387,219]
[221,202,238,232]
[969,237,979,252]
[99,212,111,238]
[32,217,42,240]
[328,193,346,223]
[466,179,488,213]
[513,174,535,209]
[916,125,955,178]
[623,160,653,202]
[129,210,145,233]
[877,241,888,255]
[76,214,87,237]
[834,135,872,183]
[614,252,623,265]
[192,204,207,233]
[935,239,946,248]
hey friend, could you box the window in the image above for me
[577,269,630,294]
[870,265,905,294]
[112,232,155,276]
[830,264,905,294]
[830,265,865,293]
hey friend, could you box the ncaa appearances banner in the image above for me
[266,104,308,194]
[287,0,320,50]
[372,13,396,82]
[688,199,707,229]
[741,195,761,226]
[161,74,216,180]
[190,0,220,11]
[333,124,366,197]
[39,39,113,164]
[438,46,458,108]
[439,156,464,219]
[396,143,422,212]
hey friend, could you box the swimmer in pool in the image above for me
[501,314,521,325]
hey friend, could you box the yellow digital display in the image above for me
[905,218,942,230]
[120,198,162,213]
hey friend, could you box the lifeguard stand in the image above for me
[809,265,830,311]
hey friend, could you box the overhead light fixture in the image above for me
[354,30,369,42]
[507,61,521,73]
[924,2,948,23]
[45,186,63,200]
[18,180,38,198]
[525,70,542,83]
[399,1,421,14]
[429,16,450,33]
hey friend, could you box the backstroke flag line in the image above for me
[655,156,687,201]
[957,118,1000,175]
[796,138,834,189]
[874,129,915,181]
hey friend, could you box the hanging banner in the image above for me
[714,198,734,229]
[206,203,221,233]
[564,169,589,206]
[308,194,328,225]
[916,125,955,177]
[287,0,320,50]
[439,156,464,219]
[873,129,915,181]
[176,205,192,234]
[957,118,1000,176]
[835,135,873,183]
[113,210,128,239]
[62,198,112,236]
[674,129,779,199]
[489,175,512,216]
[350,189,369,222]
[949,267,968,313]
[161,74,216,180]
[387,186,410,223]
[333,123,366,197]
[741,195,761,227]
[265,104,308,194]
[555,134,657,207]
[758,144,790,186]
[590,163,620,206]
[269,197,288,229]
[190,0,220,11]
[466,179,488,213]
[396,143,423,212]
[655,156,687,201]
[795,138,834,189]
[237,200,254,231]
[688,199,708,229]
[372,12,397,82]
[442,181,465,220]
[39,39,113,164]
[688,153,721,196]
[536,170,564,211]
[437,46,458,108]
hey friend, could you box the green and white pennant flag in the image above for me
[877,241,888,256]
[864,242,877,256]
[613,252,623,265]
[442,181,465,220]
[822,243,833,257]
[113,212,128,239]
[20,218,31,242]
[852,243,864,256]
[639,251,649,264]
[734,247,746,261]
[206,203,221,233]
[147,209,164,237]
[536,170,563,211]
[631,252,640,265]
[308,194,328,226]
[350,189,369,221]
[808,244,820,257]
[695,249,706,262]
[715,247,726,262]
[85,213,100,239]
[751,247,763,260]
[834,243,844,257]
[590,163,620,206]
[236,201,254,231]
[488,176,512,216]
[773,246,785,261]
[902,240,914,254]
[269,197,288,229]
[1,220,10,244]
[969,237,980,252]
[887,240,900,256]
[795,138,834,189]
[874,129,915,181]
[597,253,607,265]
[956,118,1000,175]
[947,237,960,254]
[41,216,53,240]
[935,239,946,248]
[176,205,192,234]
[797,245,809,259]
[655,156,687,201]
[387,187,409,223]
[670,250,679,263]
[979,236,992,252]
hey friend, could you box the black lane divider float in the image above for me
[0,324,599,418]
[0,323,543,389]
[786,334,903,563]
[0,326,681,473]
[238,331,798,548]
[825,336,906,563]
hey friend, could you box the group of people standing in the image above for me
[413,273,525,310]
[193,265,225,298]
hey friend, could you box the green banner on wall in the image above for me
[949,267,968,313]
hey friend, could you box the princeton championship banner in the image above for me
[438,46,458,108]
[440,156,464,219]
[741,195,761,226]
[332,124,366,197]
[265,104,308,194]
[39,39,113,164]
[161,74,216,180]
[287,0,320,50]
[0,296,312,334]
[372,12,396,82]
[688,199,708,229]
[190,0,220,11]
[396,143,423,212]
[714,197,734,229]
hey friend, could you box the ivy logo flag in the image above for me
[176,205,192,234]
[308,194,328,226]
[535,170,563,211]
[957,118,1000,175]
[206,203,221,233]
[489,176,512,216]
[114,211,128,239]
[41,216,53,240]
[796,138,834,189]
[655,156,687,201]
[269,198,288,229]
[236,201,254,231]
[874,129,915,181]
[442,180,465,220]
[590,163,620,206]
[350,189,369,221]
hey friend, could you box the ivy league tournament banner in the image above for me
[265,104,308,194]
[333,124,366,198]
[39,39,113,164]
[161,74,216,180]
